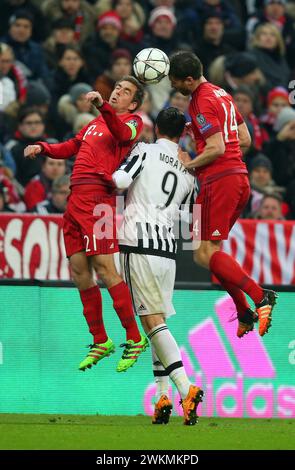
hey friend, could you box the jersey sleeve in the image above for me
[112,143,146,190]
[99,101,143,143]
[194,97,222,139]
[35,120,94,159]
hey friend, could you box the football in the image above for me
[133,48,170,85]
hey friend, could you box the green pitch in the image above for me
[0,415,294,450]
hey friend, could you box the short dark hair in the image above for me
[18,106,44,123]
[262,193,283,205]
[169,51,203,80]
[156,107,186,139]
[116,75,145,111]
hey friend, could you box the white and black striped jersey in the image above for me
[113,139,197,260]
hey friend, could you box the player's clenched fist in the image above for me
[24,144,42,159]
[86,91,104,108]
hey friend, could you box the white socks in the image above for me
[148,323,191,400]
[152,346,169,402]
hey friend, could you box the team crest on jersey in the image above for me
[127,119,138,128]
[196,114,206,126]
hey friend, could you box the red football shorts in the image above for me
[63,185,119,258]
[196,173,250,241]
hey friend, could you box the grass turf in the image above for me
[0,414,294,450]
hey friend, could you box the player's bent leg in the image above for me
[70,252,114,370]
[194,240,262,338]
[151,346,172,425]
[92,254,146,351]
[193,240,221,269]
[141,314,203,425]
[70,251,96,291]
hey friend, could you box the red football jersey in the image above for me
[189,81,247,183]
[37,101,143,186]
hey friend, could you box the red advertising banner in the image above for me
[0,214,70,280]
[0,214,294,284]
[222,220,295,286]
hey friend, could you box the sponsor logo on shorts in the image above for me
[138,304,147,312]
[212,230,221,237]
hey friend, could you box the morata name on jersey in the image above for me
[159,153,188,174]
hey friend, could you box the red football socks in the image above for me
[210,251,264,305]
[79,285,107,344]
[108,281,141,342]
[215,275,251,321]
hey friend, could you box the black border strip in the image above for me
[0,279,294,292]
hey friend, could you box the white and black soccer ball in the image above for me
[133,48,170,85]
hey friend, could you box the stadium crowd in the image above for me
[0,0,295,220]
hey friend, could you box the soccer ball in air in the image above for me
[133,48,170,85]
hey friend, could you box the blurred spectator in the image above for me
[57,82,97,136]
[147,75,172,118]
[6,107,47,187]
[58,82,93,127]
[245,153,284,216]
[43,18,76,69]
[25,81,51,112]
[0,44,17,112]
[0,0,49,42]
[285,179,295,219]
[0,166,25,213]
[31,174,70,214]
[263,106,295,186]
[94,48,132,100]
[24,156,66,210]
[195,0,244,48]
[250,22,290,89]
[138,89,153,117]
[0,182,13,212]
[195,13,236,75]
[260,86,290,138]
[146,7,179,55]
[41,0,96,43]
[0,42,28,105]
[217,52,265,94]
[165,89,190,120]
[112,0,146,46]
[137,111,154,143]
[82,10,133,82]
[256,193,284,219]
[0,142,16,175]
[232,86,269,153]
[0,10,49,81]
[48,44,90,101]
[247,0,295,69]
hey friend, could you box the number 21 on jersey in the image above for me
[221,101,238,143]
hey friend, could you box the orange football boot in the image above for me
[237,308,258,338]
[181,385,204,426]
[255,289,278,336]
[152,395,173,425]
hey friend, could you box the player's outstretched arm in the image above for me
[180,132,225,170]
[24,136,82,160]
[86,91,142,143]
[238,122,252,153]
